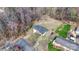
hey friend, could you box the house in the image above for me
[2,38,34,51]
[68,26,79,42]
[53,37,79,51]
[68,30,76,42]
[67,27,79,44]
[0,38,34,51]
[14,38,34,51]
[75,27,79,37]
[1,41,14,51]
[75,27,79,44]
[32,25,48,36]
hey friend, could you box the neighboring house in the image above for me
[53,37,79,51]
[1,38,34,51]
[68,31,76,42]
[14,38,34,51]
[32,25,48,36]
[1,41,13,51]
[75,27,79,37]
[67,27,79,43]
[75,27,79,44]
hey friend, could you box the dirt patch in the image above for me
[34,15,63,32]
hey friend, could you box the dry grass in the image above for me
[34,15,63,32]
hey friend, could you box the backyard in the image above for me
[56,24,71,38]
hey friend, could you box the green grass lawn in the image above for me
[48,41,61,51]
[56,24,71,38]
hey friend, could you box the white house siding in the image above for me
[33,29,41,34]
[33,29,37,33]
[70,37,76,43]
[42,32,47,36]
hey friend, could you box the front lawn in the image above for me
[56,24,71,38]
[48,41,61,51]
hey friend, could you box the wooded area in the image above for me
[0,7,79,45]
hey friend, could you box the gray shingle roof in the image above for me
[15,38,34,51]
[54,37,79,51]
[32,25,48,34]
